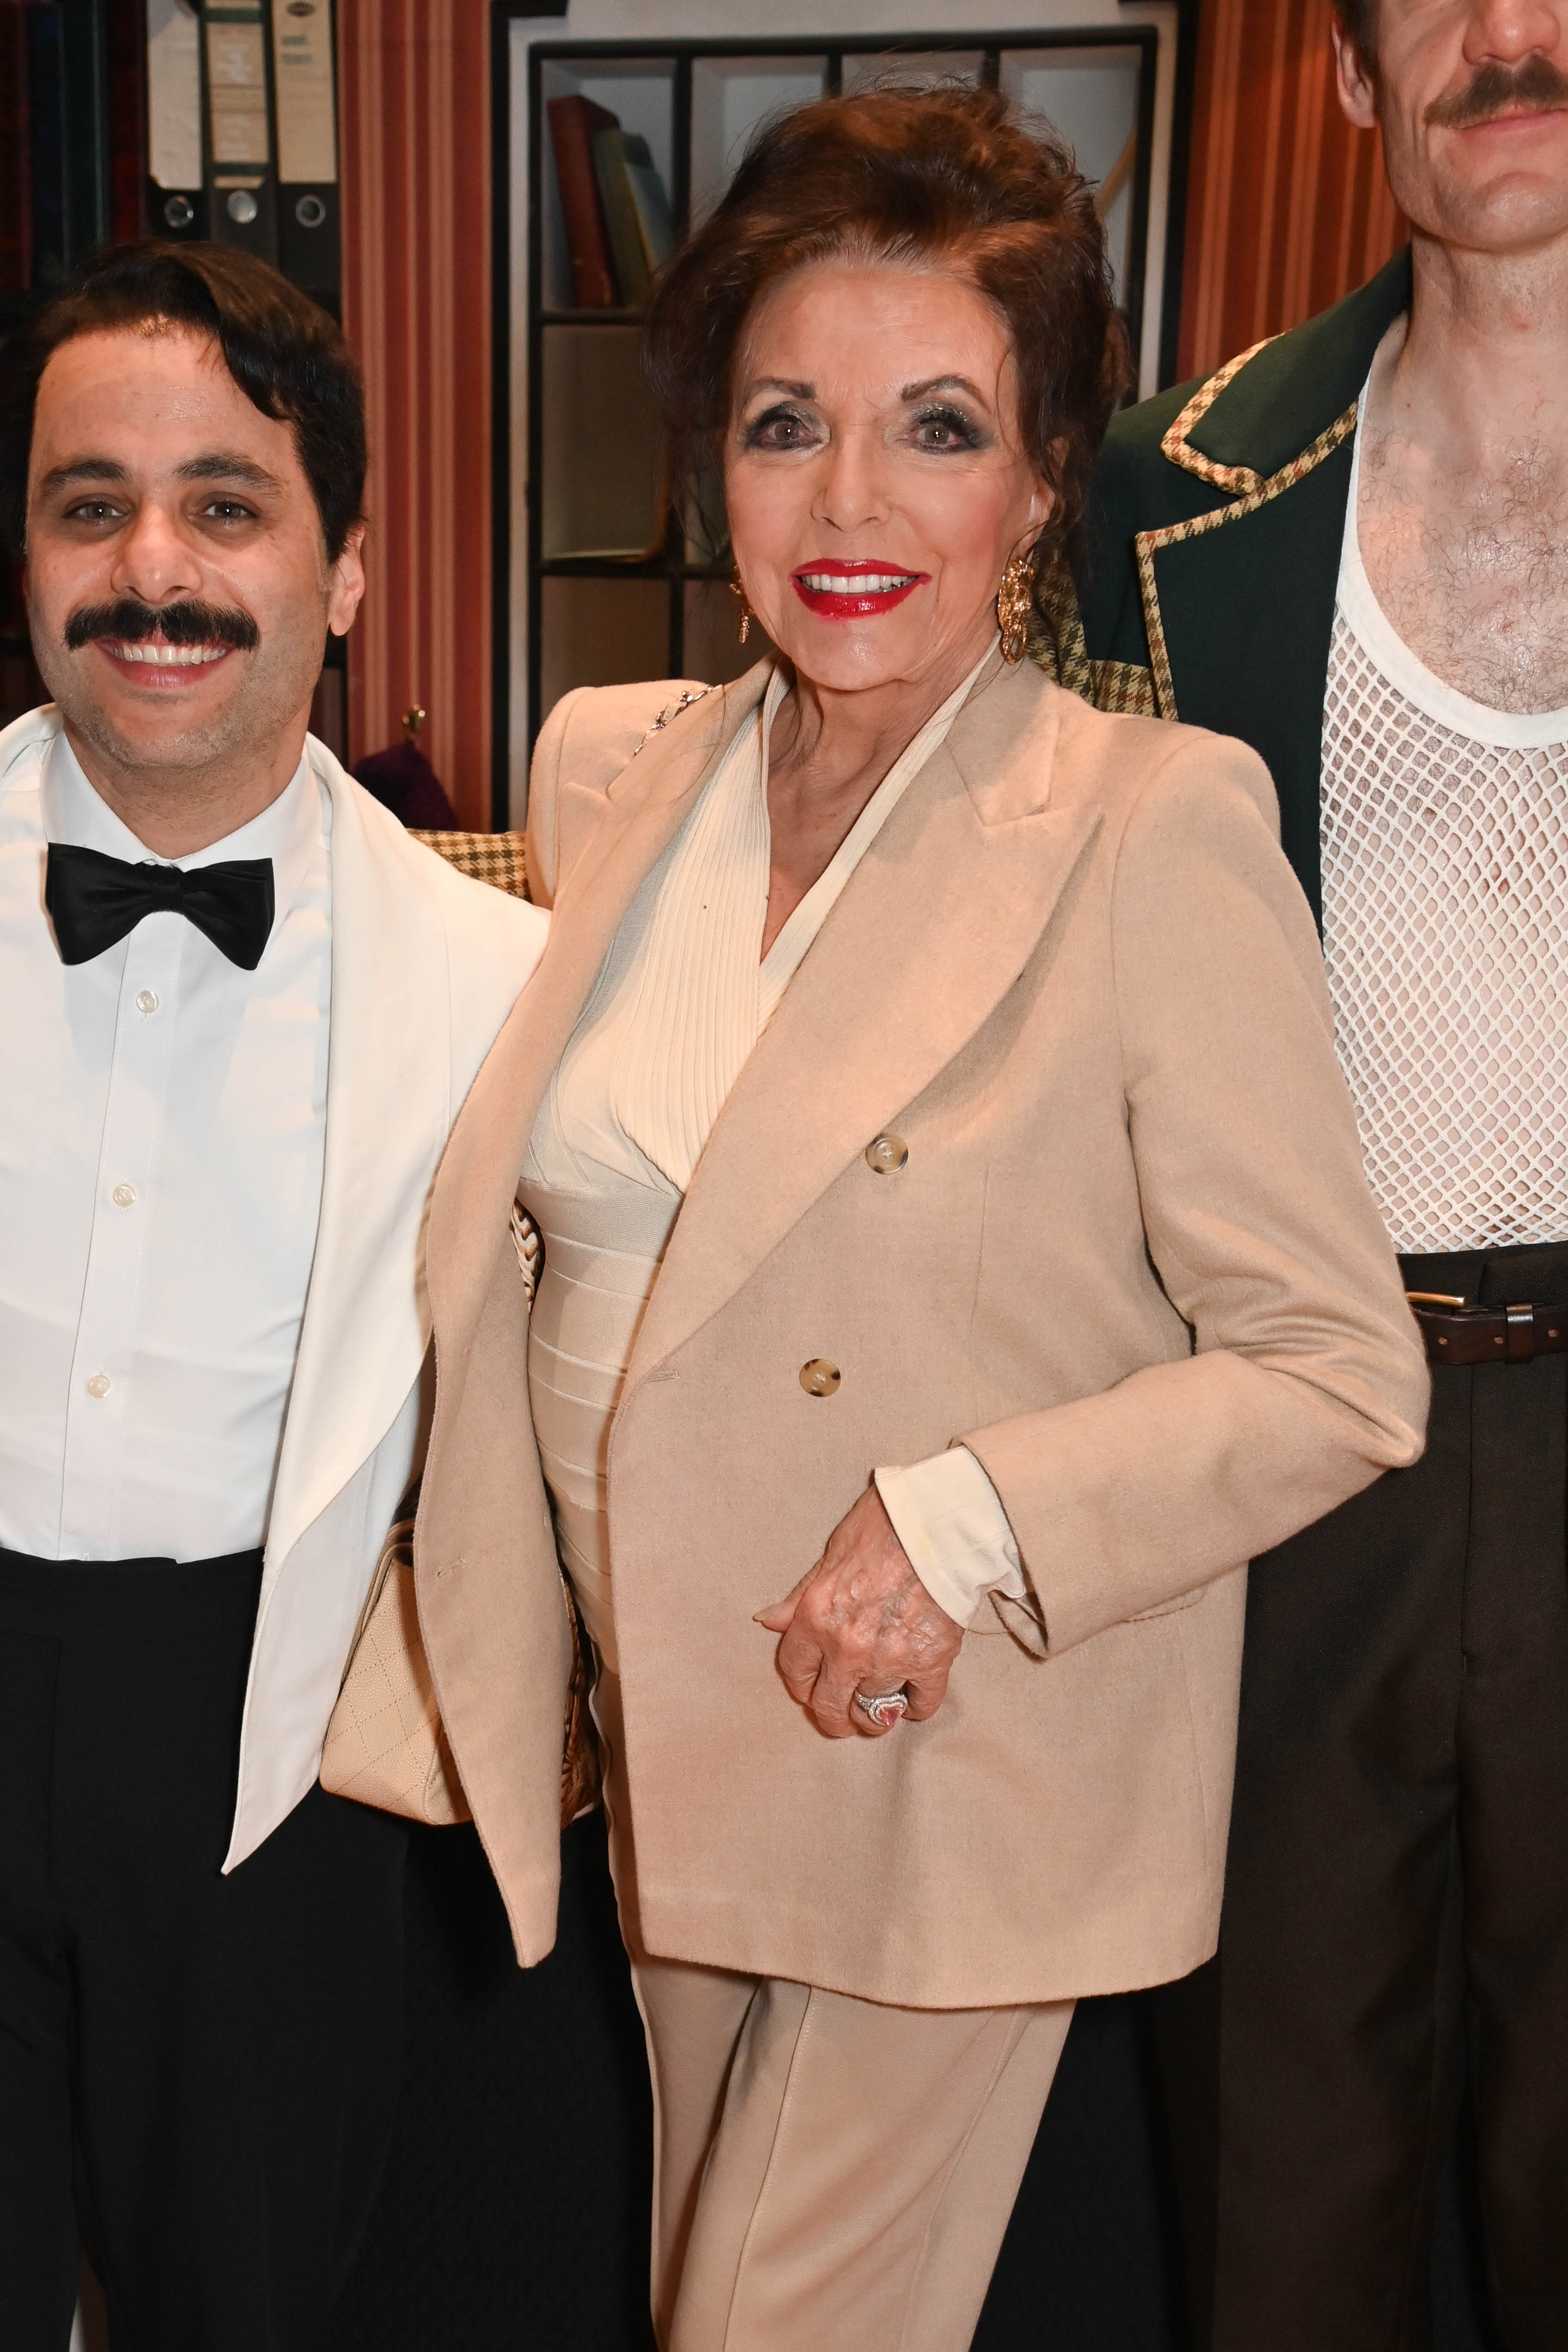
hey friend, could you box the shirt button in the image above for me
[111,1183,136,1208]
[800,1359,841,1398]
[864,1133,909,1174]
[86,1372,112,1398]
[135,990,159,1015]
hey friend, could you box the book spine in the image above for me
[625,168,675,276]
[547,96,619,309]
[272,0,340,300]
[204,0,280,267]
[591,128,651,310]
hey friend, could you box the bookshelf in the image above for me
[494,3,1196,827]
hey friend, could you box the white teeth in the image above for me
[105,642,231,667]
[799,572,917,595]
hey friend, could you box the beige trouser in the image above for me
[594,1669,1075,2352]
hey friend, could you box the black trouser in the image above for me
[1156,1241,1568,2352]
[0,1547,407,2352]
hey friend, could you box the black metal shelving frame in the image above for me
[490,7,1195,829]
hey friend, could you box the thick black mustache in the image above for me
[63,598,260,654]
[1427,53,1568,130]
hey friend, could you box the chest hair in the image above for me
[1358,424,1568,714]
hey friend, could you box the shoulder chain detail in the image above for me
[630,685,715,758]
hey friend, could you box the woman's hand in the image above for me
[757,1485,964,1738]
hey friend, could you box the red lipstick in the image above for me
[791,559,929,619]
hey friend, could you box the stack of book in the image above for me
[547,95,676,311]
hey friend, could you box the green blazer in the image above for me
[1047,247,1413,927]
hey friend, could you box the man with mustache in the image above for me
[1048,3,1568,2345]
[0,243,546,2348]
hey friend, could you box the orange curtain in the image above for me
[1178,0,1406,383]
[338,0,492,825]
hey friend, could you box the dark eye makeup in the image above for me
[908,402,988,451]
[740,402,819,450]
[739,396,991,454]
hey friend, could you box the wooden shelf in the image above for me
[540,308,650,326]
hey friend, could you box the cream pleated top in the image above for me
[519,652,1023,1669]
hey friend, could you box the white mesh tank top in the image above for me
[1318,394,1568,1254]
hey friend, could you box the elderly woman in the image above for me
[414,86,1426,2352]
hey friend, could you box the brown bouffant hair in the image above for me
[643,83,1130,580]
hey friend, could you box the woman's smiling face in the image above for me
[723,256,1051,695]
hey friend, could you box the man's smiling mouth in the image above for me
[64,596,260,671]
[100,641,233,667]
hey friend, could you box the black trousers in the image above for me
[1156,1241,1568,2352]
[0,1546,407,2352]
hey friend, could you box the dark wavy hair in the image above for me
[0,240,366,560]
[643,82,1130,580]
[1336,2,1378,68]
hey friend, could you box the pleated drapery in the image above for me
[1177,0,1406,384]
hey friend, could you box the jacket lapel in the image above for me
[424,671,768,1356]
[261,752,451,1585]
[1137,248,1413,925]
[1143,439,1354,921]
[624,663,1099,1393]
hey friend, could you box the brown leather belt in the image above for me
[1407,1292,1568,1367]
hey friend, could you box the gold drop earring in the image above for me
[996,551,1035,665]
[730,563,753,646]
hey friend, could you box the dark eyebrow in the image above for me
[900,374,990,404]
[173,452,282,491]
[38,457,129,497]
[39,450,284,500]
[743,377,816,400]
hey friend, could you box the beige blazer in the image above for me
[415,654,1427,2006]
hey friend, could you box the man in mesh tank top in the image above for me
[1045,5,1568,2347]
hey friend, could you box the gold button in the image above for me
[799,1359,841,1397]
[86,1372,111,1399]
[864,1133,908,1174]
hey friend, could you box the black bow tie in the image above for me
[45,843,276,972]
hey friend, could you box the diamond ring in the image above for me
[854,1688,910,1729]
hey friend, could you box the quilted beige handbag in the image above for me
[321,1209,600,1828]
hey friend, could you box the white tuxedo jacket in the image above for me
[220,732,546,1866]
[0,707,547,1869]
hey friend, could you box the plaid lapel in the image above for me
[1047,250,1413,927]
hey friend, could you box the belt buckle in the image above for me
[1404,1292,1564,1367]
[1405,1291,1493,1368]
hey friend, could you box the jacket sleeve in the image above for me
[522,687,590,910]
[963,731,1429,1656]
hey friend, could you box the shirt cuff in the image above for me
[873,1447,1029,1629]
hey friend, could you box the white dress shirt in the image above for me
[0,723,331,1563]
[522,654,1025,1652]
